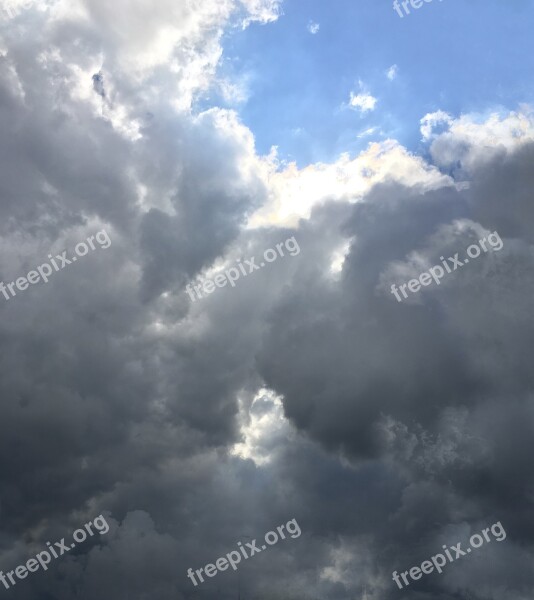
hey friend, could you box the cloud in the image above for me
[307,21,320,34]
[252,110,534,597]
[386,64,398,80]
[247,140,451,227]
[1,1,533,599]
[357,126,379,139]
[240,0,283,26]
[348,91,377,114]
[420,110,455,141]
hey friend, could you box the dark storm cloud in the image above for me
[254,141,534,597]
[0,2,533,600]
[137,108,269,301]
[0,3,304,599]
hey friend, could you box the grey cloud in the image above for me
[0,2,533,600]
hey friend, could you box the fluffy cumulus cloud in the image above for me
[0,2,533,600]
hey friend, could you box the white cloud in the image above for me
[347,81,378,115]
[357,127,378,138]
[349,91,377,113]
[217,75,251,105]
[230,388,292,465]
[329,239,353,276]
[240,0,282,26]
[420,110,454,141]
[16,0,282,112]
[247,140,453,228]
[307,21,320,34]
[386,64,398,80]
[426,107,534,171]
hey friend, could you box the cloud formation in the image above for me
[0,2,533,600]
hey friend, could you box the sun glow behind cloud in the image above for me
[231,388,292,466]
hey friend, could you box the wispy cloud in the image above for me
[357,126,378,138]
[386,64,398,80]
[307,21,320,34]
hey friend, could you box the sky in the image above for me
[213,0,534,165]
[0,1,534,599]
